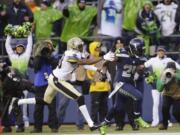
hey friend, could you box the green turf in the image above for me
[2,124,180,134]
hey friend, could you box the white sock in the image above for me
[79,105,94,127]
[18,98,36,105]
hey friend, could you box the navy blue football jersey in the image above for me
[114,48,145,83]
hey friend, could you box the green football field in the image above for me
[2,123,180,135]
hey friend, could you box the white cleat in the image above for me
[168,120,173,127]
[151,121,159,127]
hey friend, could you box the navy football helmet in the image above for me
[129,38,145,57]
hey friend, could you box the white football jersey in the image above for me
[154,2,177,36]
[53,50,82,81]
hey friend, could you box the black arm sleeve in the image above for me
[136,14,147,34]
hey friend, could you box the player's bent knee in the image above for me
[77,96,85,106]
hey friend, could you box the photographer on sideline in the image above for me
[32,40,59,133]
[157,62,180,130]
[143,46,180,127]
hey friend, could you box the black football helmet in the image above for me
[129,38,145,57]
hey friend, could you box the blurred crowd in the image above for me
[0,0,180,134]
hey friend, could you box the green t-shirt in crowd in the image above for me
[60,5,97,42]
[34,8,63,39]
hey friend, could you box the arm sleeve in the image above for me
[83,65,97,71]
[144,59,152,68]
[24,33,33,58]
[5,35,14,57]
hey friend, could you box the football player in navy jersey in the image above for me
[100,37,150,135]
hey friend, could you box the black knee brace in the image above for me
[77,96,85,107]
[36,97,49,105]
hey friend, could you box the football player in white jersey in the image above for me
[9,37,115,131]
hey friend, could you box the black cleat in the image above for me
[101,120,111,127]
[159,124,168,130]
[89,124,100,131]
[115,125,124,131]
[131,123,139,131]
[30,128,42,133]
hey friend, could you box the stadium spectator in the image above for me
[31,40,59,133]
[154,0,178,50]
[6,0,33,25]
[122,0,145,46]
[60,0,97,50]
[3,33,33,132]
[0,4,7,37]
[52,0,75,53]
[87,41,110,124]
[156,62,180,130]
[136,1,160,56]
[5,34,33,77]
[53,0,75,11]
[25,0,40,13]
[143,46,180,127]
[155,0,177,36]
[5,33,33,128]
[33,0,63,39]
[0,4,7,55]
[97,0,123,83]
[97,0,121,100]
[98,0,123,38]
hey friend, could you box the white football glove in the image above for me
[103,51,115,61]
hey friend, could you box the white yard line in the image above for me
[29,132,180,135]
[60,133,180,135]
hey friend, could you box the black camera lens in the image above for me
[166,72,172,78]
